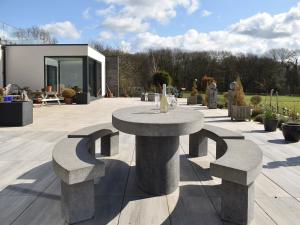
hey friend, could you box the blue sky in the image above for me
[1,0,300,53]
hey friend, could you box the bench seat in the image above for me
[210,139,262,225]
[52,138,105,224]
[189,124,244,158]
[68,122,119,156]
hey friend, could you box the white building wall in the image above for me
[0,45,3,87]
[5,45,87,90]
[87,46,106,96]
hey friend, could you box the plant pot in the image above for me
[64,97,73,104]
[187,96,197,105]
[264,118,279,132]
[47,85,52,92]
[282,123,300,142]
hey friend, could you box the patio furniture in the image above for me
[68,122,119,156]
[41,92,61,105]
[189,124,244,158]
[52,138,105,224]
[112,105,204,195]
[0,101,33,126]
[210,139,262,225]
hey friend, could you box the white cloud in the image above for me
[202,10,212,17]
[102,16,149,33]
[97,0,201,33]
[41,21,81,39]
[96,5,115,16]
[125,2,300,53]
[229,3,300,39]
[99,31,113,40]
[82,7,91,19]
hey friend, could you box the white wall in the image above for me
[88,46,106,96]
[0,45,3,87]
[5,45,87,90]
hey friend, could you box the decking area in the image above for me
[0,98,300,225]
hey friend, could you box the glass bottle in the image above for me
[160,84,169,113]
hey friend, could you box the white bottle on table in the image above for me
[160,84,169,113]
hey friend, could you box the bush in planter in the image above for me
[187,79,198,105]
[263,105,279,132]
[231,76,251,121]
[62,88,76,104]
[281,109,300,142]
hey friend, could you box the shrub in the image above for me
[251,107,263,118]
[217,103,224,109]
[191,79,198,96]
[278,115,289,129]
[264,105,278,120]
[0,87,4,96]
[62,88,76,98]
[250,95,262,107]
[254,114,264,123]
[233,76,246,106]
[152,71,171,89]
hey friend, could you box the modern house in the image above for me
[0,44,106,103]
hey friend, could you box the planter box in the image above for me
[187,96,197,105]
[0,101,33,126]
[74,93,90,104]
[231,105,251,121]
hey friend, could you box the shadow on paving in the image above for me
[263,156,300,169]
[5,156,222,225]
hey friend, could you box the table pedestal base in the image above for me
[135,135,179,195]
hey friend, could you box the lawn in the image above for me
[182,92,300,112]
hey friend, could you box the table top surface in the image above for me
[112,105,204,136]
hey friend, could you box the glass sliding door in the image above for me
[88,58,102,97]
[59,58,83,92]
[45,57,83,93]
[45,58,59,91]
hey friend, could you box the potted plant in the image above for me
[62,88,76,104]
[47,85,52,92]
[282,109,300,142]
[263,105,279,132]
[231,76,251,121]
[187,79,198,105]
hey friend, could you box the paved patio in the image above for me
[0,98,300,225]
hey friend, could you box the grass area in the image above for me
[182,91,300,112]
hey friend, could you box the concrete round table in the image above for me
[112,106,204,195]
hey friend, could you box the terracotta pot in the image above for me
[47,85,52,92]
[64,97,73,104]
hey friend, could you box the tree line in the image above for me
[92,42,300,96]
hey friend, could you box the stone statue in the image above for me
[228,81,236,116]
[207,81,218,109]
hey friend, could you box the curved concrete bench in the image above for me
[189,124,244,158]
[68,122,119,156]
[210,139,263,225]
[52,138,105,224]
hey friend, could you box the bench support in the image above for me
[189,133,208,157]
[61,180,95,224]
[221,180,254,225]
[101,132,119,156]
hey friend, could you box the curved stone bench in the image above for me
[52,138,105,224]
[68,122,119,156]
[189,124,244,158]
[210,139,263,225]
